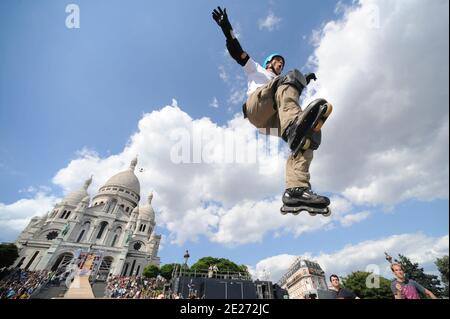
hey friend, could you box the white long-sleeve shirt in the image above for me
[243,58,277,96]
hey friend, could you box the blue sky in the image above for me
[1,0,339,200]
[0,0,448,282]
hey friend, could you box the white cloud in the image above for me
[50,105,288,245]
[1,0,448,248]
[303,0,449,206]
[227,88,246,106]
[18,185,52,194]
[211,198,333,246]
[218,65,228,83]
[210,194,369,246]
[248,254,297,281]
[1,103,370,246]
[252,233,449,282]
[339,211,371,227]
[0,192,60,242]
[258,11,282,31]
[209,97,219,108]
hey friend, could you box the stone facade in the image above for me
[13,157,161,278]
[278,257,328,299]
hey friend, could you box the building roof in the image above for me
[101,157,140,195]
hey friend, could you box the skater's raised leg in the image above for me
[275,70,322,154]
[284,148,330,208]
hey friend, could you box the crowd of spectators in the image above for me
[0,269,53,299]
[105,274,180,299]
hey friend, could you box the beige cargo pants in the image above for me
[245,77,313,189]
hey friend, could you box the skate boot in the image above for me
[280,187,331,217]
[298,98,333,155]
[282,103,321,156]
[283,98,333,157]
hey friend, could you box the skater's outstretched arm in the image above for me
[212,6,250,66]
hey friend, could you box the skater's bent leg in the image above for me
[286,149,313,189]
[275,84,301,134]
[245,80,279,131]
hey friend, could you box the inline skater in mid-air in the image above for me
[212,6,333,216]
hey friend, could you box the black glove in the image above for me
[226,38,249,66]
[305,73,317,85]
[212,7,233,39]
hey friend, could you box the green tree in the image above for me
[341,271,393,299]
[0,243,19,268]
[142,264,159,279]
[435,255,449,298]
[190,257,250,277]
[395,254,442,298]
[159,263,182,280]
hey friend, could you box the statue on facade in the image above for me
[126,232,132,244]
[62,223,70,236]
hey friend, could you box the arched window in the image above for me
[16,257,26,268]
[97,221,108,239]
[65,211,71,219]
[106,199,117,214]
[76,229,85,243]
[111,234,118,247]
[129,259,136,276]
[24,251,39,270]
[142,225,146,232]
[122,263,129,276]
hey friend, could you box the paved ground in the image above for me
[64,255,95,299]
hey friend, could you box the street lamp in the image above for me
[183,250,190,273]
[178,250,190,298]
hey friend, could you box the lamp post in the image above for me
[183,250,190,275]
[178,250,190,298]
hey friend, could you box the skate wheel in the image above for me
[280,210,287,215]
[313,120,324,132]
[302,138,311,150]
[324,103,333,118]
[323,209,332,217]
[292,211,300,216]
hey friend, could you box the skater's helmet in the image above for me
[263,53,285,69]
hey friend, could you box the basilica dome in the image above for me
[62,176,92,206]
[102,157,140,195]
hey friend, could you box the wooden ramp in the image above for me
[64,254,96,299]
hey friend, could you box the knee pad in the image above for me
[279,69,308,95]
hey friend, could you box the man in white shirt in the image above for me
[212,7,331,211]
